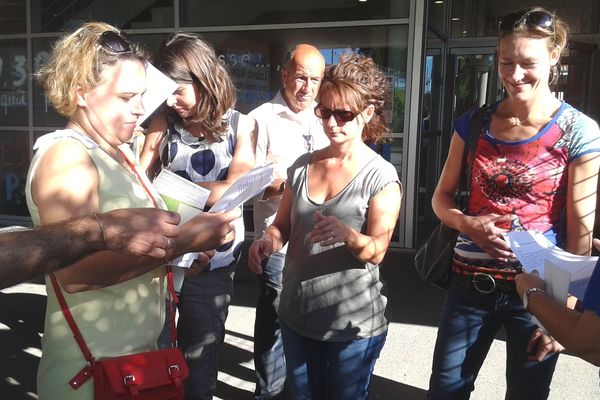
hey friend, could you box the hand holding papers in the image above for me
[154,169,210,289]
[153,165,273,285]
[504,231,597,299]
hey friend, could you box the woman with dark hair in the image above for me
[427,7,600,399]
[28,23,238,399]
[140,33,256,400]
[248,54,402,400]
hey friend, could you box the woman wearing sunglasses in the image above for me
[428,7,600,399]
[139,33,256,400]
[248,54,402,400]
[27,22,239,399]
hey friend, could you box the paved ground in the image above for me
[0,248,598,399]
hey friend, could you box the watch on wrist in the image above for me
[523,287,545,311]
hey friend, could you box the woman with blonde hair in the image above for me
[28,22,239,399]
[427,7,600,399]
[140,33,256,399]
[248,54,402,400]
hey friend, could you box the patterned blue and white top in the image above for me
[158,109,245,270]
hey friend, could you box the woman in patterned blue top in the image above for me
[428,7,600,399]
[140,33,256,400]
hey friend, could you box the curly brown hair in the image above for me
[154,33,236,140]
[36,22,148,117]
[319,54,390,144]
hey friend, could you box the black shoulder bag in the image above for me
[413,106,488,289]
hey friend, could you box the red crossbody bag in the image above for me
[50,271,188,399]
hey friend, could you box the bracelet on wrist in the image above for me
[523,287,545,311]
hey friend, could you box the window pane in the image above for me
[0,0,26,34]
[31,0,174,33]
[0,131,30,216]
[181,0,409,27]
[451,0,600,37]
[0,39,28,126]
[428,0,445,36]
[196,25,408,127]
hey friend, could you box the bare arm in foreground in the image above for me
[0,208,181,289]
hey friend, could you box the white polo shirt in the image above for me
[250,90,329,252]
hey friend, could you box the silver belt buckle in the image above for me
[472,273,496,294]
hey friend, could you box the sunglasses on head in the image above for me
[314,106,357,123]
[98,31,133,54]
[499,10,554,33]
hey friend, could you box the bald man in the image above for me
[249,44,327,399]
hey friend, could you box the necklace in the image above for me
[508,116,530,126]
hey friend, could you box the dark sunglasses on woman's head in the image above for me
[314,106,356,123]
[99,31,133,53]
[499,10,554,32]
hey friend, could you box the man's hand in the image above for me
[248,238,273,274]
[527,328,565,361]
[515,271,546,299]
[182,208,242,252]
[101,208,181,259]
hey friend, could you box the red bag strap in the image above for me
[120,148,159,209]
[166,267,179,347]
[120,147,180,347]
[49,273,95,365]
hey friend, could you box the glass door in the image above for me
[415,47,500,245]
[450,49,501,120]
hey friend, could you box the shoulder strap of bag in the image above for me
[49,273,95,364]
[456,104,489,209]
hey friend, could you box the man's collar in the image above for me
[271,90,316,118]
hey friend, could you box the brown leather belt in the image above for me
[452,259,519,294]
[452,259,520,280]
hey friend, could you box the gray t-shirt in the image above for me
[278,151,400,341]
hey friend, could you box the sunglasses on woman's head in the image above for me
[98,31,133,53]
[314,106,356,123]
[499,10,554,33]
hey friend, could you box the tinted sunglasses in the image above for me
[314,106,357,123]
[98,30,133,53]
[499,10,554,32]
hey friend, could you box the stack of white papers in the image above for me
[504,231,597,299]
[154,169,211,289]
[153,169,210,223]
[138,63,178,126]
[152,164,274,289]
[209,163,274,213]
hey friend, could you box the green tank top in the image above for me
[25,130,167,400]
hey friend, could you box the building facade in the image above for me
[0,0,598,248]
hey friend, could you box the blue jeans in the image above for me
[428,273,559,400]
[159,265,235,400]
[280,321,386,400]
[253,252,286,399]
